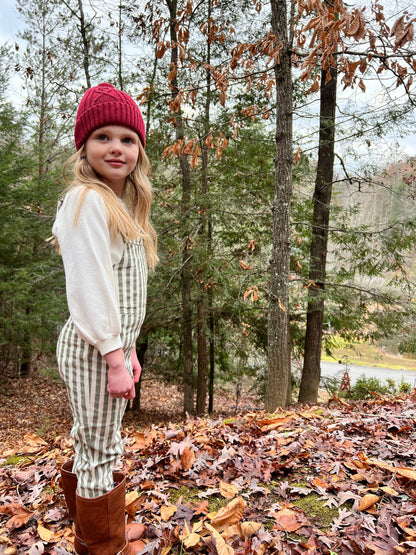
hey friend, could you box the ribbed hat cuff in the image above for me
[75,103,143,150]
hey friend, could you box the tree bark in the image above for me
[77,0,91,88]
[131,338,148,412]
[196,0,212,415]
[208,298,215,413]
[166,0,194,415]
[196,297,208,413]
[266,0,293,412]
[299,63,338,403]
[117,0,123,90]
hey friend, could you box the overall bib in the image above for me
[57,238,147,498]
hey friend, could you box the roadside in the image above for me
[321,341,416,371]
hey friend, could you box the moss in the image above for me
[293,493,338,528]
[222,418,236,425]
[168,486,230,513]
[42,485,55,496]
[169,486,201,506]
[1,455,32,467]
[207,496,229,513]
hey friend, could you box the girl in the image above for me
[53,83,157,555]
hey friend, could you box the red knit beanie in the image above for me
[74,83,146,150]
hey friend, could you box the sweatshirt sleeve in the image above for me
[53,188,123,355]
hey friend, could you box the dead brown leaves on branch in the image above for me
[2,391,416,553]
[298,0,416,94]
[151,0,416,169]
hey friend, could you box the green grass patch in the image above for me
[322,339,416,371]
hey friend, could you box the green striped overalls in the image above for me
[57,237,147,498]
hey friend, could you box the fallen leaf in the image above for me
[37,524,55,542]
[205,523,235,555]
[181,445,195,471]
[183,532,201,548]
[0,503,33,530]
[219,480,238,499]
[129,432,146,451]
[180,521,201,548]
[222,521,262,540]
[21,433,48,454]
[380,486,399,496]
[358,493,380,512]
[369,459,416,481]
[312,477,328,489]
[161,504,177,521]
[273,507,303,532]
[210,497,247,529]
[125,491,139,506]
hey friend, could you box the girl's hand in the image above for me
[131,347,142,383]
[104,348,135,399]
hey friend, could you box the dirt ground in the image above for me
[0,366,260,446]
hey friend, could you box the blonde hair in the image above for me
[63,141,158,270]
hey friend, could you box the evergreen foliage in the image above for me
[0,0,415,412]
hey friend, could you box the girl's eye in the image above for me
[97,134,108,141]
[122,137,134,144]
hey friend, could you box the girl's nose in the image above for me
[109,140,122,154]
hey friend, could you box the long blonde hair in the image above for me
[63,141,158,270]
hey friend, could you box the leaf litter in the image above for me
[1,383,416,553]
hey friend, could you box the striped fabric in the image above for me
[57,238,147,498]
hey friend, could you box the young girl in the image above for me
[53,83,157,555]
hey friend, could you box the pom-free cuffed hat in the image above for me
[74,83,145,150]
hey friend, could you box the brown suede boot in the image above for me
[76,474,145,555]
[60,461,89,555]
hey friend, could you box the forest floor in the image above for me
[1,368,416,554]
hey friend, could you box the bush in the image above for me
[348,375,390,400]
[321,372,412,400]
[348,374,412,400]
[321,375,342,397]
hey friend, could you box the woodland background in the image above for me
[1,0,416,415]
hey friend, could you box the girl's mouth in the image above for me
[106,160,125,167]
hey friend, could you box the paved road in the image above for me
[320,361,416,387]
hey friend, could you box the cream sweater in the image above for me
[53,187,125,356]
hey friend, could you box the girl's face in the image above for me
[84,125,140,196]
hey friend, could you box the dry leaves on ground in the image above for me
[2,388,416,553]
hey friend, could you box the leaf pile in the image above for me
[2,394,416,554]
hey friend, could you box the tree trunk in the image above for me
[166,0,194,415]
[286,314,292,406]
[117,0,123,90]
[145,48,158,135]
[77,0,91,88]
[208,298,215,413]
[196,3,213,414]
[299,63,337,403]
[131,339,148,412]
[20,3,49,378]
[266,0,293,412]
[196,297,208,414]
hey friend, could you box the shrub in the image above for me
[321,375,342,398]
[348,375,389,400]
[321,372,412,400]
